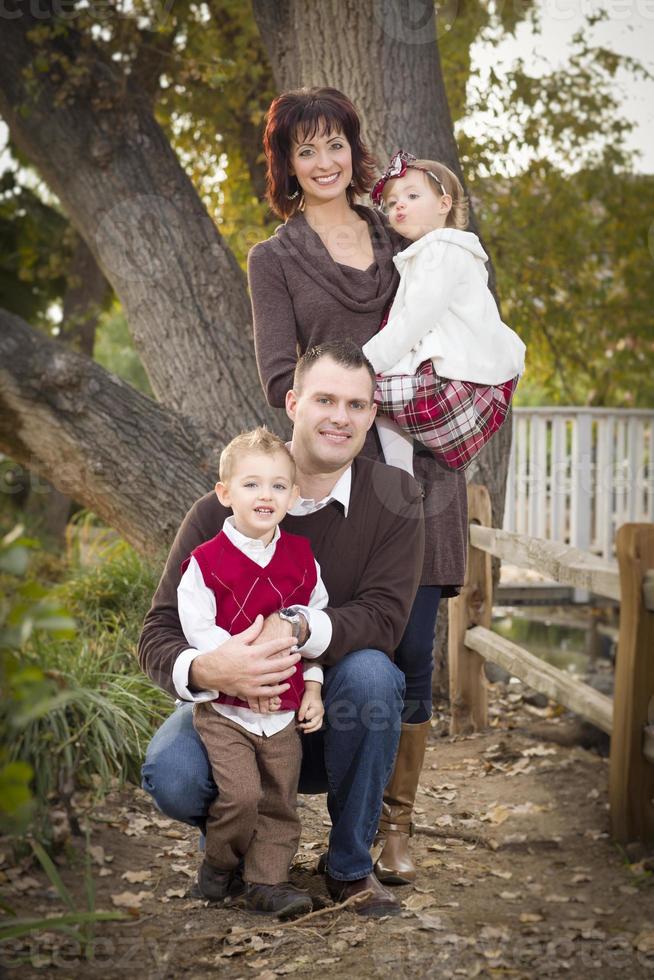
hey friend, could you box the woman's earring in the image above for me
[287,178,300,201]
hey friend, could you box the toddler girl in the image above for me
[363,150,526,472]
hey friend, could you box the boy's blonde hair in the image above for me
[219,427,296,483]
[384,159,469,230]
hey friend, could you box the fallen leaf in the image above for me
[13,876,40,892]
[635,931,654,955]
[121,870,152,884]
[165,888,187,899]
[403,893,437,911]
[480,926,510,942]
[435,814,453,827]
[151,816,174,829]
[519,913,543,923]
[510,802,547,817]
[98,868,113,877]
[522,745,556,757]
[499,891,522,901]
[507,758,532,777]
[481,805,511,826]
[545,894,570,904]
[111,890,151,909]
[171,863,195,879]
[416,913,445,931]
[88,845,105,866]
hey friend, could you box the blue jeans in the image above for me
[141,649,404,881]
[395,585,442,724]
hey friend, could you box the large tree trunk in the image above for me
[252,0,510,528]
[0,7,276,434]
[61,234,110,358]
[25,235,111,540]
[0,309,219,555]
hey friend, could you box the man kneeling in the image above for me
[138,341,424,918]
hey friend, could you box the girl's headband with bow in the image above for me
[371,150,447,207]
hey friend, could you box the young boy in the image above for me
[177,428,327,919]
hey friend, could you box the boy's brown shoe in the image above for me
[243,882,313,920]
[195,859,244,902]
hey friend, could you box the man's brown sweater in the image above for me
[138,456,425,701]
[248,204,467,592]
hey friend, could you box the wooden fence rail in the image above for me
[449,484,654,845]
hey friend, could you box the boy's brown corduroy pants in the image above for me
[193,703,302,885]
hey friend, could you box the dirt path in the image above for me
[4,682,654,979]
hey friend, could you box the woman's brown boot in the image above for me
[373,719,431,885]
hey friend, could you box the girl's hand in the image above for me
[297,686,324,734]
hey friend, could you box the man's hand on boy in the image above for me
[297,682,324,734]
[189,616,300,701]
[259,610,310,648]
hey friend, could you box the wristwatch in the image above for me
[278,608,309,646]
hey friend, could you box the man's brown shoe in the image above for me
[243,882,313,920]
[324,870,401,918]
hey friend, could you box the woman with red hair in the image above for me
[248,87,467,890]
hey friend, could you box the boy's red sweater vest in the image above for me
[182,529,317,712]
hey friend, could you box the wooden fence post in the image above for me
[449,484,492,734]
[609,524,654,844]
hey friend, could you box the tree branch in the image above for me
[0,308,221,556]
[0,6,277,432]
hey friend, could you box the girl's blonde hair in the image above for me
[384,159,469,230]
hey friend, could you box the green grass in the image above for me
[1,524,171,844]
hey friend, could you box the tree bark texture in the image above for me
[61,234,110,358]
[0,309,220,556]
[25,234,111,541]
[0,7,277,435]
[253,0,509,528]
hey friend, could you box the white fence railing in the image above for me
[503,408,654,560]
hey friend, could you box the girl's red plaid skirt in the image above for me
[374,360,519,471]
